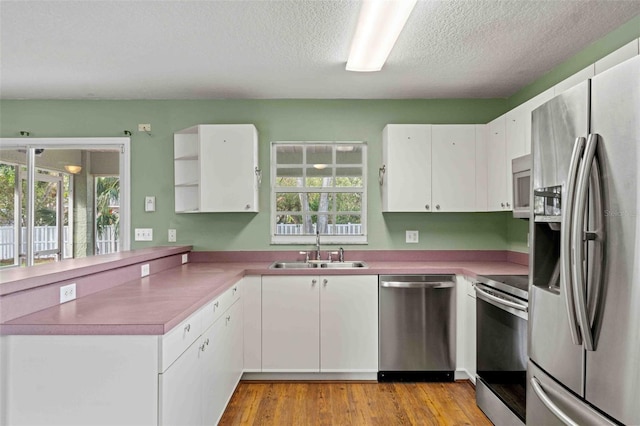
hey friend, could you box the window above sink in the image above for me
[270,141,367,245]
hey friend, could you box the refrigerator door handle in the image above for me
[586,145,605,340]
[561,136,586,345]
[530,377,580,426]
[571,133,599,351]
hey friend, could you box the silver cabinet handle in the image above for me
[378,165,386,185]
[225,315,231,325]
[312,279,317,286]
[530,377,579,426]
[204,338,210,346]
[435,204,440,210]
[245,204,251,210]
[571,133,600,351]
[561,136,586,346]
[323,279,328,286]
[425,204,430,210]
[501,202,505,208]
[506,202,511,208]
[255,166,262,186]
[200,343,206,352]
[184,324,191,332]
[214,301,219,310]
[233,287,238,294]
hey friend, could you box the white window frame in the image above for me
[0,137,131,266]
[270,141,367,245]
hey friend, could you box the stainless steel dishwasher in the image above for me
[378,274,456,382]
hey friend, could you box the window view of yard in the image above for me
[272,142,367,243]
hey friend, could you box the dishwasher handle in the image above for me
[380,281,454,289]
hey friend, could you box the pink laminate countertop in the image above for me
[1,260,527,336]
[0,246,192,296]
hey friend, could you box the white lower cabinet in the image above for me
[262,275,320,371]
[261,275,378,373]
[320,275,378,372]
[160,295,243,426]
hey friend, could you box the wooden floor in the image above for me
[219,381,491,425]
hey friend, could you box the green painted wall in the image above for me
[0,99,511,251]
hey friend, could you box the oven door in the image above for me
[475,283,528,422]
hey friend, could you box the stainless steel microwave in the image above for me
[512,154,531,219]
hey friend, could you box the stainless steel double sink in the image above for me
[269,260,368,269]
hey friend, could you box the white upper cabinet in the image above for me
[431,125,478,212]
[486,115,509,211]
[595,39,639,75]
[475,125,489,211]
[381,124,432,212]
[174,124,259,213]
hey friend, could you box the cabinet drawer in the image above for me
[201,282,242,331]
[160,310,203,372]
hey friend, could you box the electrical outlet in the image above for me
[60,283,77,303]
[138,123,151,132]
[168,229,177,242]
[406,230,419,244]
[145,196,156,212]
[134,228,153,241]
[182,254,188,264]
[141,264,150,277]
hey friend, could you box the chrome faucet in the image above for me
[339,247,344,262]
[315,229,321,260]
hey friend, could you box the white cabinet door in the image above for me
[320,275,378,372]
[201,299,243,426]
[242,276,262,372]
[431,125,477,212]
[475,125,488,211]
[505,107,527,209]
[262,275,320,372]
[159,340,203,426]
[200,124,259,212]
[486,116,508,211]
[201,314,227,426]
[382,124,432,212]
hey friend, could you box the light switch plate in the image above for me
[141,264,150,277]
[145,196,156,212]
[182,254,188,264]
[134,228,153,241]
[406,230,419,243]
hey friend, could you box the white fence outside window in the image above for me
[275,223,362,236]
[0,225,119,260]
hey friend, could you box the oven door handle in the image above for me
[474,285,528,312]
[530,377,579,426]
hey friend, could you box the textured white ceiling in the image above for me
[1,0,639,100]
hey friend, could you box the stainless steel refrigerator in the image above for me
[528,55,639,425]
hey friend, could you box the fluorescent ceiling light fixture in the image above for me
[346,0,418,72]
[313,164,328,170]
[336,145,355,152]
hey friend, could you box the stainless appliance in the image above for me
[378,275,455,382]
[475,274,528,425]
[512,154,532,219]
[528,55,639,425]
